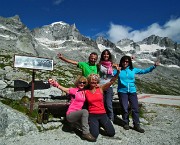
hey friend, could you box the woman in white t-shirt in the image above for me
[98,49,117,122]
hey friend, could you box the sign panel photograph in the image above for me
[14,55,53,71]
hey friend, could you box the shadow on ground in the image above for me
[113,115,125,127]
[61,119,82,139]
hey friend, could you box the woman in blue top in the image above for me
[117,55,159,133]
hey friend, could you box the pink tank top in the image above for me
[66,88,85,115]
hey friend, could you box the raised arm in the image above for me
[57,53,78,65]
[101,66,121,91]
[48,79,69,94]
[135,60,160,74]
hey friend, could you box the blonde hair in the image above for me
[87,74,100,84]
[74,76,88,87]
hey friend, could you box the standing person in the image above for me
[85,66,120,139]
[57,52,98,77]
[48,76,96,142]
[98,49,116,122]
[116,55,159,133]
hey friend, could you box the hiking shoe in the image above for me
[133,125,145,133]
[82,133,96,142]
[67,123,75,133]
[123,124,130,130]
[100,126,105,131]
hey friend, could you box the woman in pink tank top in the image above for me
[48,76,96,142]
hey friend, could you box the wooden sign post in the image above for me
[30,69,35,114]
[14,55,53,114]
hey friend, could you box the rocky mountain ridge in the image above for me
[0,15,180,99]
[1,15,179,66]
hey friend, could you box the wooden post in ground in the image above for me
[30,69,35,114]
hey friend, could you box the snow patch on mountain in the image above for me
[97,44,112,52]
[0,34,15,40]
[51,21,68,27]
[35,37,84,51]
[117,43,166,54]
[35,37,66,44]
[137,44,166,54]
[0,25,8,30]
[138,59,156,64]
[166,65,180,68]
[116,45,132,52]
[0,24,21,35]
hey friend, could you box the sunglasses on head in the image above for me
[91,82,97,84]
[78,82,86,84]
[92,75,99,80]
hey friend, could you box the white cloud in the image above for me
[107,17,180,43]
[107,24,132,42]
[53,0,64,5]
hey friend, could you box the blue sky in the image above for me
[1,0,180,43]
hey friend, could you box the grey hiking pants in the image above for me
[66,109,89,134]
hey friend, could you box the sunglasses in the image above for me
[78,82,86,84]
[123,60,129,63]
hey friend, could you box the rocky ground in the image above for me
[0,103,179,145]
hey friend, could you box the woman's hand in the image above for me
[57,53,78,65]
[57,53,63,59]
[48,79,60,88]
[114,65,121,72]
[154,61,160,67]
[48,79,69,93]
[131,55,135,61]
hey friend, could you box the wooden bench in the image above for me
[37,96,142,124]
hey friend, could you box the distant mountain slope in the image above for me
[0,15,180,95]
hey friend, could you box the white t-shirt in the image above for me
[99,65,114,85]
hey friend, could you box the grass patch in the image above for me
[1,97,38,121]
[158,104,180,109]
[135,78,179,95]
[0,63,6,68]
[1,98,29,113]
[0,97,62,132]
[139,105,146,118]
